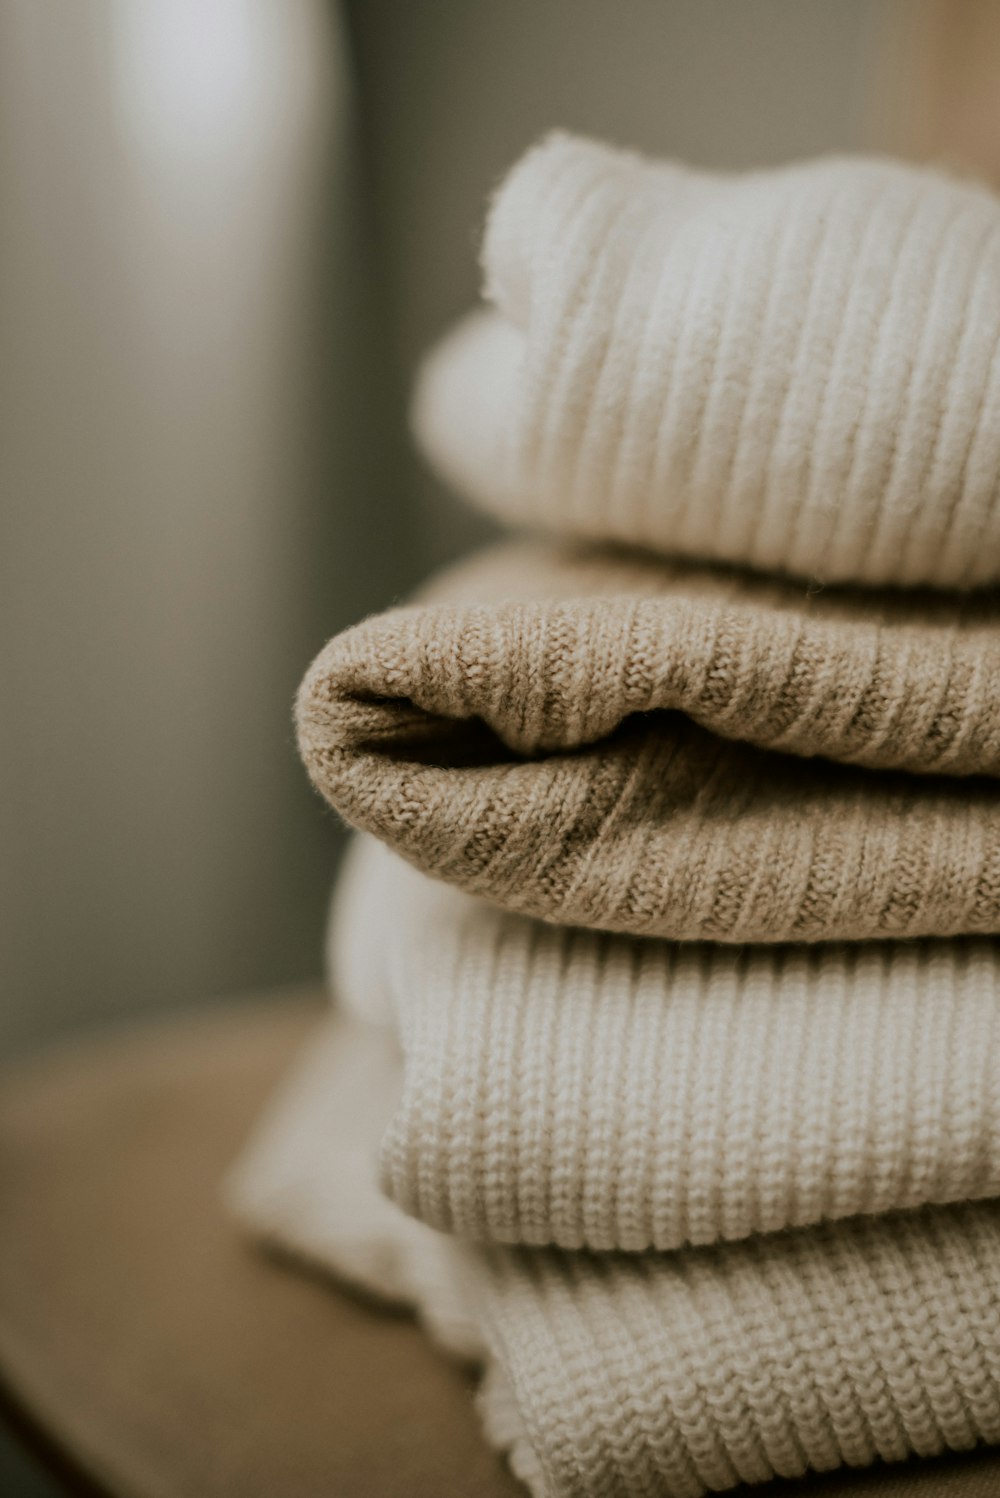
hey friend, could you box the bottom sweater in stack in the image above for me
[230,837,1000,1498]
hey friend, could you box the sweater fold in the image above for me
[415,136,1000,590]
[298,544,1000,944]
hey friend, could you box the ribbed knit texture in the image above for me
[478,1205,1000,1498]
[414,136,1000,589]
[298,543,1000,944]
[333,836,1000,1254]
[230,1010,1000,1498]
[235,136,1000,1498]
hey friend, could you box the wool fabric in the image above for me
[414,135,1000,589]
[297,542,1000,945]
[330,835,1000,1254]
[230,1008,1000,1498]
[236,135,1000,1498]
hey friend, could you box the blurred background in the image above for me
[3,0,1000,1064]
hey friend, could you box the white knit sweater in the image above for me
[414,136,1000,589]
[331,836,1000,1253]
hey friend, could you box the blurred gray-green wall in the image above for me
[1,0,901,1055]
[0,1,411,1054]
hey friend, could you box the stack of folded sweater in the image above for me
[230,135,1000,1497]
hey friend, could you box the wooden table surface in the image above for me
[0,990,521,1498]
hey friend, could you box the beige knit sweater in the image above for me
[330,835,1000,1254]
[297,543,1000,944]
[230,1004,1000,1498]
[414,135,1000,590]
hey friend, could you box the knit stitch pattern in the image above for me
[230,1010,1000,1498]
[332,836,1000,1253]
[415,136,1000,589]
[297,543,1000,944]
[478,1204,1000,1498]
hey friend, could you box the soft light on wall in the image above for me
[113,0,278,165]
[0,0,397,1054]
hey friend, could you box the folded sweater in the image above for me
[230,1006,1000,1498]
[414,135,1000,590]
[332,835,1000,1254]
[297,542,1000,944]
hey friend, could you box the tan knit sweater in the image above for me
[297,543,1000,944]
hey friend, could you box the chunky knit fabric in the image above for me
[414,135,1000,589]
[298,543,1000,944]
[332,836,1000,1253]
[235,136,1000,1498]
[230,1010,1000,1498]
[479,1207,1000,1498]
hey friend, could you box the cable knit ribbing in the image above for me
[414,136,1000,589]
[229,1011,1000,1498]
[333,836,1000,1253]
[298,543,1000,945]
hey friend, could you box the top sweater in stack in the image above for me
[415,134,1000,589]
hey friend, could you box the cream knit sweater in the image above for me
[230,999,1000,1498]
[330,836,1000,1254]
[414,135,1000,589]
[297,543,1000,945]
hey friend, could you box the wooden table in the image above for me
[0,991,521,1497]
